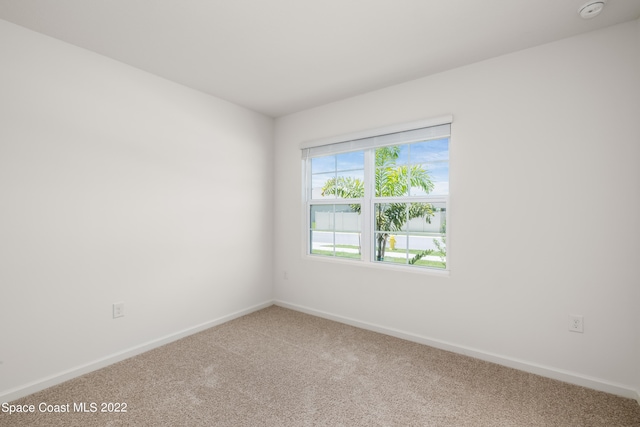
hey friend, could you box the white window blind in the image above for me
[301,116,452,159]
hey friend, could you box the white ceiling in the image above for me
[1,0,639,117]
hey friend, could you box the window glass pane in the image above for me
[396,145,409,165]
[311,156,335,174]
[373,140,450,197]
[311,151,364,200]
[337,170,364,182]
[407,202,447,269]
[310,205,334,231]
[406,234,446,269]
[310,204,361,259]
[375,146,404,168]
[310,230,332,256]
[329,170,364,199]
[408,139,449,196]
[405,203,434,231]
[409,139,449,163]
[407,164,435,196]
[375,146,408,200]
[374,232,406,264]
[334,231,361,259]
[334,204,361,232]
[426,202,446,234]
[336,151,364,171]
[310,204,334,257]
[375,166,413,197]
[373,202,447,269]
[311,172,337,199]
[407,202,439,231]
[424,162,449,196]
[375,203,407,232]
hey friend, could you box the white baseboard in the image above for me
[5,299,637,406]
[1,300,274,403]
[275,300,639,403]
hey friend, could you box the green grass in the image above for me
[311,247,445,269]
[392,248,445,257]
[331,244,445,258]
[311,249,361,259]
[334,245,360,249]
[381,256,446,269]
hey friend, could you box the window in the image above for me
[302,117,450,271]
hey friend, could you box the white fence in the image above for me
[315,210,444,233]
[315,212,361,232]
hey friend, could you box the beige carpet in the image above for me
[2,305,639,426]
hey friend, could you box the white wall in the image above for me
[274,20,640,399]
[0,20,274,400]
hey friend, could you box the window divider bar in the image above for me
[308,198,364,205]
[372,196,448,203]
[361,149,374,263]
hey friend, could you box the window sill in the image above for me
[303,253,450,278]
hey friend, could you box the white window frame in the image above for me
[301,116,452,276]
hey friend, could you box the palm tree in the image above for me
[322,146,435,261]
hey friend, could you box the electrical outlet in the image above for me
[568,315,583,333]
[113,302,125,319]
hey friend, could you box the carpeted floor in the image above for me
[2,305,639,426]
